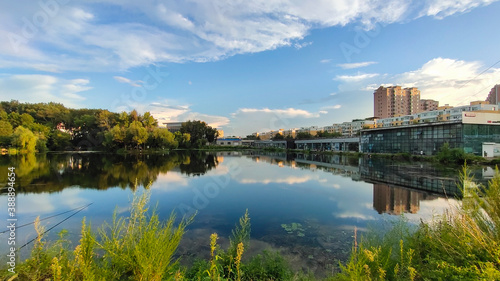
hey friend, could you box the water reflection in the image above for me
[0,151,485,277]
[0,152,219,194]
[373,183,438,215]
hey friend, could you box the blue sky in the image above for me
[1,0,500,136]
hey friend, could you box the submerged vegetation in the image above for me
[3,165,500,280]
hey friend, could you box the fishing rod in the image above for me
[0,202,94,234]
[18,202,93,250]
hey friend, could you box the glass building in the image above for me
[361,120,500,155]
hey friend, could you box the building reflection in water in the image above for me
[247,152,475,216]
[372,183,438,215]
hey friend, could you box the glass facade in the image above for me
[463,124,500,154]
[361,122,500,155]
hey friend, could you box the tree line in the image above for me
[0,100,218,153]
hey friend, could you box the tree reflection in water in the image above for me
[0,151,219,194]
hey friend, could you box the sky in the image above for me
[1,0,500,136]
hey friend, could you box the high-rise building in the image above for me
[420,99,439,112]
[373,86,420,118]
[486,84,500,105]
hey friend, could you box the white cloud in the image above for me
[228,107,327,135]
[337,61,377,69]
[0,74,91,107]
[322,105,342,110]
[335,73,379,82]
[0,0,497,72]
[240,175,313,185]
[390,57,500,106]
[148,100,229,128]
[335,57,500,108]
[113,76,142,87]
[235,107,321,118]
[293,41,313,49]
[420,0,498,19]
[320,59,332,64]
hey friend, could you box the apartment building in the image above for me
[374,86,421,118]
[486,84,500,105]
[374,102,498,128]
[420,99,439,112]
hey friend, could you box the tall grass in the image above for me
[10,187,193,281]
[7,164,500,280]
[334,164,500,280]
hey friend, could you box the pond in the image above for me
[0,151,491,277]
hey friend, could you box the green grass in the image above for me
[333,164,500,281]
[4,165,500,280]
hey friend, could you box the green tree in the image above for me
[104,125,127,149]
[315,131,342,138]
[174,131,191,148]
[117,112,129,127]
[0,120,13,136]
[96,110,115,130]
[244,135,260,140]
[147,128,177,149]
[127,121,148,149]
[180,120,218,147]
[48,130,72,151]
[142,112,157,132]
[11,126,38,152]
[8,112,22,127]
[20,113,35,127]
[295,132,313,140]
[0,120,13,146]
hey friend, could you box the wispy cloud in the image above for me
[1,0,497,72]
[148,100,229,128]
[337,61,377,69]
[235,108,321,118]
[0,74,91,107]
[321,105,342,110]
[335,73,379,82]
[335,57,500,107]
[113,76,142,87]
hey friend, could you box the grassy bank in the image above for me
[3,165,500,280]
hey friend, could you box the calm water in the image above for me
[0,151,491,276]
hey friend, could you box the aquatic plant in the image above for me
[281,222,306,237]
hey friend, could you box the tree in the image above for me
[104,125,127,149]
[272,133,285,140]
[295,132,313,140]
[117,112,129,127]
[11,126,38,152]
[244,135,260,140]
[0,120,13,146]
[174,131,191,148]
[147,128,177,149]
[127,121,148,149]
[142,112,158,132]
[96,110,115,130]
[0,120,13,136]
[180,120,218,147]
[48,130,72,151]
